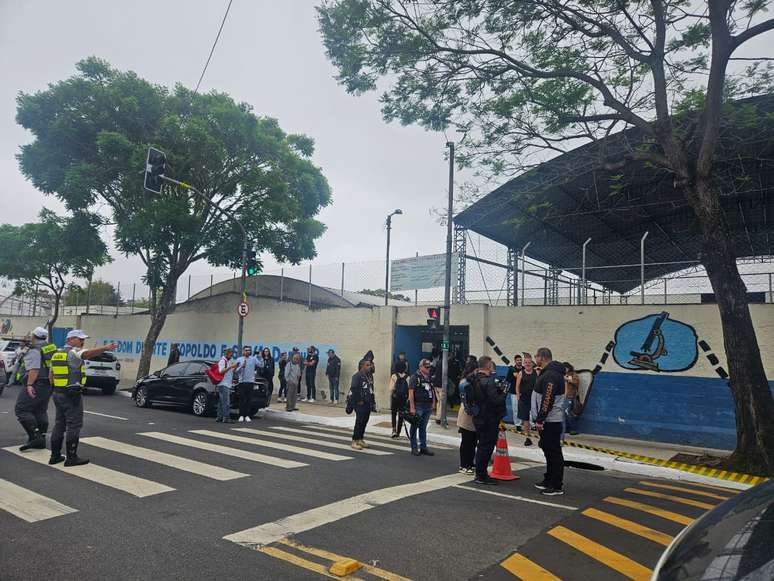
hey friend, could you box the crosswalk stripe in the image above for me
[548,525,652,581]
[3,447,174,498]
[604,496,695,525]
[0,478,78,522]
[301,424,407,444]
[81,436,249,481]
[638,481,731,501]
[581,507,674,546]
[139,432,307,469]
[271,426,408,451]
[623,487,717,510]
[233,428,391,456]
[500,553,561,580]
[667,480,739,494]
[190,430,353,462]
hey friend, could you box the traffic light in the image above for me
[144,147,167,194]
[427,306,441,328]
[246,251,260,276]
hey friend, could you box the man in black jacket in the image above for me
[325,349,342,404]
[532,347,566,496]
[473,356,507,485]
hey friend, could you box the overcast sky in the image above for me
[0,0,473,295]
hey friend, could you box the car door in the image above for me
[155,363,189,401]
[170,362,207,404]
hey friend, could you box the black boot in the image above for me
[49,438,65,465]
[20,428,46,451]
[64,439,89,467]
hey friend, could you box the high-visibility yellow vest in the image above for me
[21,343,57,385]
[51,347,86,389]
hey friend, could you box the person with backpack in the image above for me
[407,358,435,456]
[389,360,409,438]
[456,356,479,475]
[346,358,376,450]
[215,348,237,424]
[471,356,506,485]
[531,347,566,496]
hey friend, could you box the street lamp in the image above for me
[440,142,454,429]
[384,209,403,306]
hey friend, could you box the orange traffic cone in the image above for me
[490,425,520,481]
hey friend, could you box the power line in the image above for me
[193,0,234,95]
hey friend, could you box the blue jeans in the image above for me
[562,397,577,437]
[410,404,432,450]
[217,384,231,420]
[328,377,340,401]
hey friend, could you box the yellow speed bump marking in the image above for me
[279,539,411,581]
[548,526,651,581]
[604,497,695,526]
[582,508,673,546]
[500,553,561,580]
[670,480,740,494]
[330,559,361,577]
[259,546,364,580]
[623,488,717,510]
[638,481,731,501]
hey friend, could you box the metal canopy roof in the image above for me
[454,95,774,294]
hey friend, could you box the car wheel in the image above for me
[192,390,210,417]
[102,383,117,395]
[135,385,151,408]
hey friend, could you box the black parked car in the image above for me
[131,359,268,417]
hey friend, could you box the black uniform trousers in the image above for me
[305,368,316,399]
[539,421,564,489]
[459,427,477,469]
[51,389,84,443]
[237,382,253,417]
[352,402,371,440]
[474,420,499,478]
[15,383,52,433]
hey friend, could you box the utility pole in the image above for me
[384,209,403,306]
[440,142,455,429]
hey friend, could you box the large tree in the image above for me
[0,209,110,335]
[17,58,331,378]
[65,280,123,308]
[319,0,774,474]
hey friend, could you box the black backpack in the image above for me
[465,373,484,409]
[392,374,409,406]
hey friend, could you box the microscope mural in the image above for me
[612,311,698,372]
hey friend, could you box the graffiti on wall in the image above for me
[0,319,11,334]
[612,311,698,372]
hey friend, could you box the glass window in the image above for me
[185,362,209,376]
[163,363,189,377]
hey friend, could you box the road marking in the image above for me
[233,428,391,456]
[548,525,652,581]
[0,478,78,522]
[623,487,716,510]
[279,538,411,581]
[224,473,469,548]
[139,432,307,469]
[271,426,408,451]
[669,480,739,494]
[84,410,128,421]
[452,485,577,510]
[259,546,365,580]
[81,436,248,481]
[190,430,353,462]
[301,424,405,443]
[604,496,694,525]
[638,481,731,500]
[3,447,173,498]
[500,553,561,580]
[582,507,673,546]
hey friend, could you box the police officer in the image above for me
[346,358,376,450]
[48,330,117,466]
[15,326,57,451]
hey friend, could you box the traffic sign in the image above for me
[237,301,250,318]
[441,340,449,350]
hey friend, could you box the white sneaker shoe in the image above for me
[238,416,245,422]
[245,416,252,422]
[300,398,307,402]
[309,398,315,403]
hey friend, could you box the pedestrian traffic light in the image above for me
[427,306,441,328]
[144,147,167,194]
[246,251,260,276]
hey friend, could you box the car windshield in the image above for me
[2,341,20,351]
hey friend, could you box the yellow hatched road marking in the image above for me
[279,539,412,581]
[604,497,694,526]
[582,508,673,547]
[548,526,651,581]
[500,553,561,580]
[259,546,364,580]
[624,488,716,510]
[638,481,730,501]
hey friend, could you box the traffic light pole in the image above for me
[160,175,249,350]
[440,142,455,429]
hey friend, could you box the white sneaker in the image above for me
[238,416,245,422]
[245,416,252,422]
[300,398,307,402]
[309,398,315,403]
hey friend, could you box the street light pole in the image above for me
[384,209,403,306]
[440,142,455,429]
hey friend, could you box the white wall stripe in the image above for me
[138,432,307,469]
[232,428,391,456]
[271,426,409,451]
[224,473,470,548]
[81,437,249,481]
[0,478,78,522]
[190,430,353,462]
[3,447,174,498]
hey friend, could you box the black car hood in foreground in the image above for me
[652,479,774,580]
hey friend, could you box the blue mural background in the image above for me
[613,313,698,372]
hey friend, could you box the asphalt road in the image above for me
[0,385,734,581]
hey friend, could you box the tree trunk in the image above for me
[136,280,177,380]
[47,291,61,339]
[693,178,774,475]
